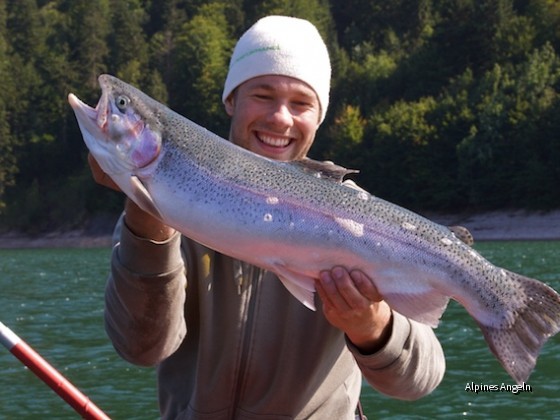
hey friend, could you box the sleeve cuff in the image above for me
[116,218,184,276]
[346,310,411,369]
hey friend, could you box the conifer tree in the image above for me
[0,1,16,211]
[171,2,233,135]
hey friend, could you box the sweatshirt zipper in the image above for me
[232,263,261,415]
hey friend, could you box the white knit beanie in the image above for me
[222,15,331,123]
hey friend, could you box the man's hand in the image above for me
[316,267,393,354]
[88,153,121,191]
[87,153,176,241]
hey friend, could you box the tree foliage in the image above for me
[1,0,560,232]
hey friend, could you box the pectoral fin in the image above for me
[129,176,163,220]
[111,172,163,220]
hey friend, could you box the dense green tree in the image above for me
[0,1,16,211]
[456,42,560,208]
[1,0,560,231]
[332,0,434,53]
[108,0,150,85]
[6,0,42,61]
[66,0,110,89]
[5,0,42,142]
[322,104,366,170]
[171,2,233,134]
[245,0,334,39]
[145,0,189,87]
[366,97,441,208]
[3,0,60,224]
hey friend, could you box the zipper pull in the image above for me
[237,277,243,295]
[233,260,244,295]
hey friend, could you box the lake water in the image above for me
[0,242,559,419]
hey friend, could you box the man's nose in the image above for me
[267,103,293,127]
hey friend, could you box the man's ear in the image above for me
[224,94,235,117]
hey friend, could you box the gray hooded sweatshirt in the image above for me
[105,218,445,419]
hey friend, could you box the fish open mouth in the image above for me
[68,89,110,135]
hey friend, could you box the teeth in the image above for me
[259,134,290,147]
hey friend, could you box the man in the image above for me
[91,16,445,419]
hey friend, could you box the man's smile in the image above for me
[256,132,293,148]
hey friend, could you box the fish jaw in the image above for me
[68,91,125,176]
[68,82,162,177]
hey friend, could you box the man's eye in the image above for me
[292,100,314,111]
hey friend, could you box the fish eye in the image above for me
[116,95,130,111]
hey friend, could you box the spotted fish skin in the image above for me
[68,74,560,384]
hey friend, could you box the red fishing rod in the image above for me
[0,321,111,419]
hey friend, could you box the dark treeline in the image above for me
[1,0,560,233]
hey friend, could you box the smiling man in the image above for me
[225,75,320,161]
[94,15,445,419]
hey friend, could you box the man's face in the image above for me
[224,75,322,161]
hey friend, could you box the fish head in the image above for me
[68,74,162,179]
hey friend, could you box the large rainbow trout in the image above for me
[69,75,560,384]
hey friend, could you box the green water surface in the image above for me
[0,242,558,419]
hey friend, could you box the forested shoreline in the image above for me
[1,1,560,234]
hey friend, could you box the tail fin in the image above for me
[478,271,560,384]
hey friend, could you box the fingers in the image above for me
[317,267,382,311]
[349,269,382,302]
[317,268,352,310]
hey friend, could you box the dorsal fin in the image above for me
[290,158,359,183]
[448,225,474,246]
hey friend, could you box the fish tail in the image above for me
[478,271,560,384]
